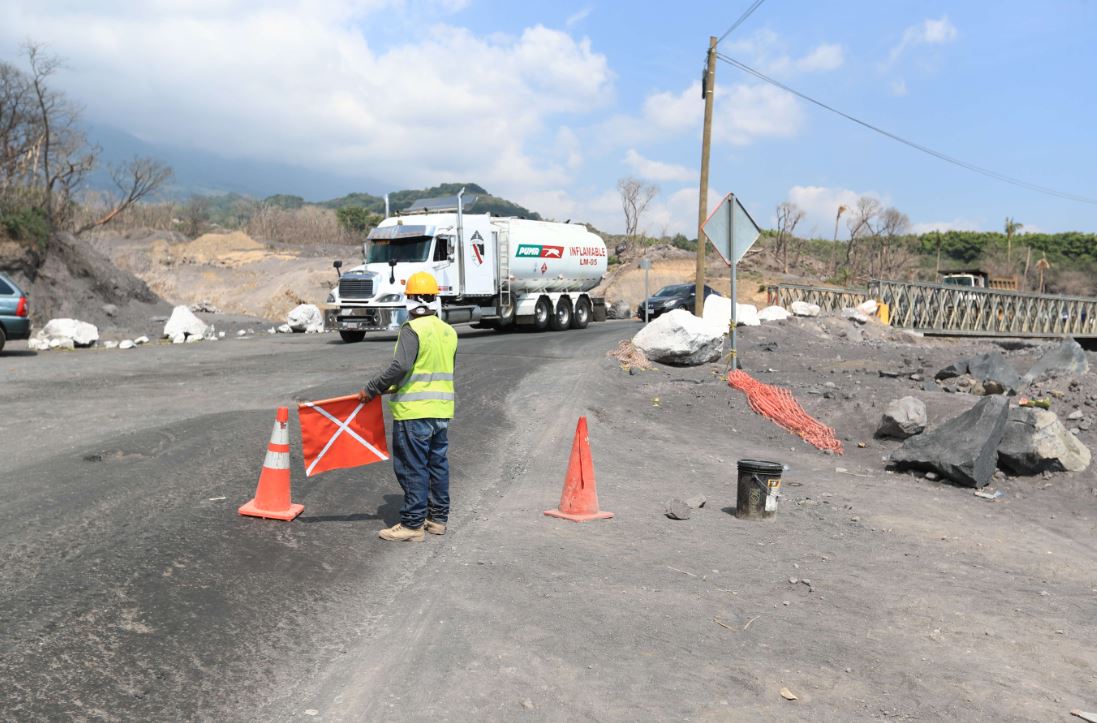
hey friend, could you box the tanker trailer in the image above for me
[323,192,608,341]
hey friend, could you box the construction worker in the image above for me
[359,271,457,542]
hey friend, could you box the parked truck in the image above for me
[939,269,1020,291]
[324,190,607,341]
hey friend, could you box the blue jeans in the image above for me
[391,418,450,528]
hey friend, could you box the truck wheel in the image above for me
[572,298,591,329]
[339,330,366,343]
[533,297,552,331]
[550,299,572,331]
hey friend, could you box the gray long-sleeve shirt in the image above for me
[364,324,420,398]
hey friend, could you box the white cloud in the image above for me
[889,79,908,97]
[599,78,803,151]
[888,16,958,64]
[514,184,720,237]
[785,185,886,239]
[0,2,612,193]
[724,31,845,76]
[624,149,693,182]
[715,84,803,146]
[793,43,845,73]
[909,219,982,234]
[565,6,592,27]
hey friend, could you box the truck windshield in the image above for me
[944,276,974,287]
[367,237,432,264]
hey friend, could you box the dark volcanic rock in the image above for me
[997,407,1091,475]
[965,352,1021,393]
[890,396,1010,487]
[1023,338,1089,383]
[665,499,692,520]
[936,352,1019,393]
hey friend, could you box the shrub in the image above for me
[0,206,50,247]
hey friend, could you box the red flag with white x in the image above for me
[298,394,389,477]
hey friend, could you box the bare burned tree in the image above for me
[843,196,881,279]
[840,197,914,281]
[24,43,98,227]
[874,206,912,279]
[76,157,173,234]
[180,195,210,238]
[772,201,806,274]
[0,43,171,240]
[617,176,658,245]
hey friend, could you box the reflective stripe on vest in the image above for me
[389,315,457,421]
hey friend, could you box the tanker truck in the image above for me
[324,190,608,342]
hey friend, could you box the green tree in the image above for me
[336,206,381,236]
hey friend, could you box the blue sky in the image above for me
[2,1,1095,237]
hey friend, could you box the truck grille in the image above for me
[339,276,374,300]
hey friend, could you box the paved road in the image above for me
[0,322,632,720]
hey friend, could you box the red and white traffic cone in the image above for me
[239,407,303,521]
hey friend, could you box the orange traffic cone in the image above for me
[544,416,613,522]
[239,407,304,521]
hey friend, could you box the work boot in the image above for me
[378,523,424,542]
[423,519,447,536]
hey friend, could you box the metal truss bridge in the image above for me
[768,280,1097,338]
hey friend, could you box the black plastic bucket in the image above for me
[735,459,784,520]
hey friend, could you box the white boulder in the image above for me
[856,299,879,316]
[103,340,119,350]
[236,329,247,337]
[842,308,870,324]
[790,301,821,317]
[702,294,760,329]
[134,336,150,345]
[287,303,325,333]
[997,408,1091,474]
[27,338,49,351]
[163,305,209,341]
[277,323,293,334]
[171,333,186,344]
[35,318,99,348]
[758,305,791,322]
[632,308,723,366]
[119,340,136,350]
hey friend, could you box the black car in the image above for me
[636,283,721,320]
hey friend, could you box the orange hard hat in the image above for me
[405,271,440,295]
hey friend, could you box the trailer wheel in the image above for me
[550,298,572,331]
[339,330,366,343]
[572,298,591,329]
[533,297,552,331]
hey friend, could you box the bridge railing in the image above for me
[767,280,1097,337]
[766,283,870,311]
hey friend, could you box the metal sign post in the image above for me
[640,258,652,324]
[702,193,761,367]
[729,196,736,363]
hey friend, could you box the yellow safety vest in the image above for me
[389,315,457,420]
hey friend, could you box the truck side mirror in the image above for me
[333,259,343,277]
[388,258,397,284]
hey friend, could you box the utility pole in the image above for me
[694,36,717,316]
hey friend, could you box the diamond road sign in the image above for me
[702,193,761,266]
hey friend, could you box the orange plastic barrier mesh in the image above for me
[727,370,844,455]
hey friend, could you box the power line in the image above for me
[716,53,1097,206]
[716,0,768,46]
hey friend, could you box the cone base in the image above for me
[544,508,614,522]
[238,499,304,521]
